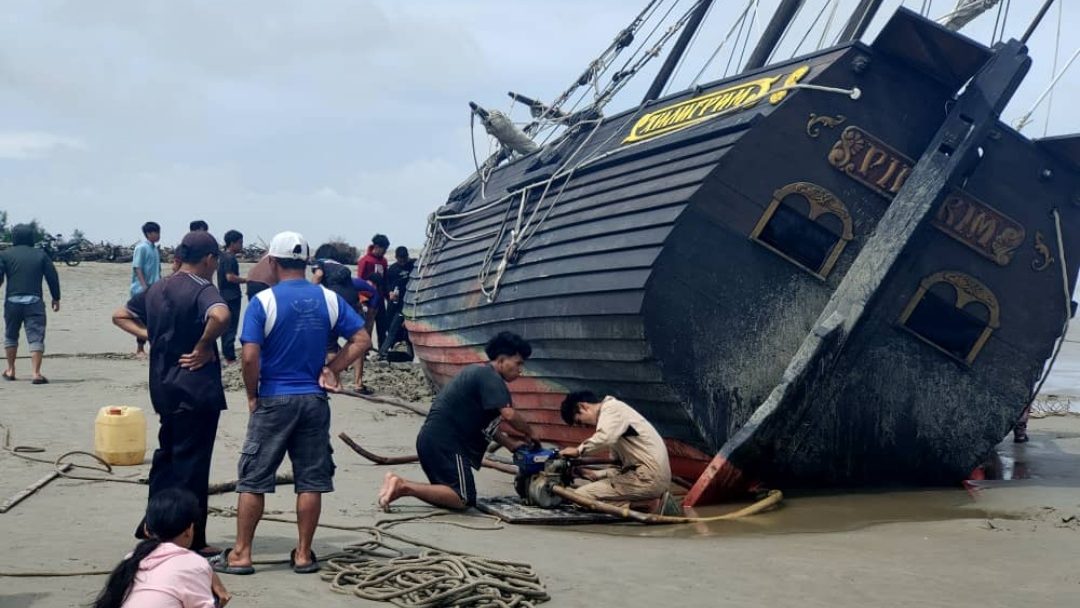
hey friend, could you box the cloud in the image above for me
[2,0,1078,248]
[0,131,85,159]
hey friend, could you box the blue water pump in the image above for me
[512,447,570,507]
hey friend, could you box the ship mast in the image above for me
[743,0,805,71]
[642,0,716,103]
[837,0,886,43]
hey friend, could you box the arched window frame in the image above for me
[898,270,1001,366]
[750,182,854,279]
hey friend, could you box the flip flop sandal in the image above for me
[2,371,14,381]
[289,549,320,574]
[209,548,255,575]
[31,377,48,385]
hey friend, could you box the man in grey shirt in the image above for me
[0,224,61,383]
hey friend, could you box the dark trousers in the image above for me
[377,309,412,357]
[221,298,242,361]
[135,408,221,551]
[373,306,390,348]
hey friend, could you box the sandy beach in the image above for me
[2,263,1079,608]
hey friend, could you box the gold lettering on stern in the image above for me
[828,126,913,199]
[931,191,1026,266]
[623,65,811,144]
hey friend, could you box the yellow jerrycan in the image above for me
[94,406,147,466]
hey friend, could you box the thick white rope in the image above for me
[1014,45,1080,132]
[938,0,1001,32]
[1026,208,1072,405]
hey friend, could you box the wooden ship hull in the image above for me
[405,8,1080,505]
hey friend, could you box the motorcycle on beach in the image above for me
[38,233,86,267]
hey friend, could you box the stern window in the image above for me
[899,271,1000,365]
[751,182,853,279]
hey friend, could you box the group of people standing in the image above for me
[106,228,370,607]
[92,221,677,607]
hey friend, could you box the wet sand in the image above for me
[2,263,1079,607]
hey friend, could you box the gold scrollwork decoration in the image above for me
[1032,230,1054,271]
[806,113,846,138]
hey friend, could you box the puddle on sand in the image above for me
[558,432,1080,539]
[577,487,981,539]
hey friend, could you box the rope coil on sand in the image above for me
[223,510,550,608]
[322,544,549,608]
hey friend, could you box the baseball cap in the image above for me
[268,231,310,261]
[176,231,221,263]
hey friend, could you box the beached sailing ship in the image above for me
[405,0,1080,505]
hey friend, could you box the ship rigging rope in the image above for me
[791,0,834,57]
[1025,208,1071,406]
[662,0,720,96]
[432,0,868,300]
[996,0,1011,45]
[690,1,755,87]
[453,75,863,298]
[816,0,841,51]
[723,3,751,77]
[734,0,761,75]
[1013,45,1080,132]
[1043,0,1063,137]
[461,0,702,204]
[471,78,863,301]
[525,0,667,138]
[765,0,808,66]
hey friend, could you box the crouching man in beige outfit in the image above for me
[558,391,672,510]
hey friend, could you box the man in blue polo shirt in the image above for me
[211,231,370,576]
[130,221,162,358]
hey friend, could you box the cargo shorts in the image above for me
[235,393,335,494]
[3,300,47,352]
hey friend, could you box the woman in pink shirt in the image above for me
[93,488,230,608]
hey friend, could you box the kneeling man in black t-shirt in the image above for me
[378,332,537,510]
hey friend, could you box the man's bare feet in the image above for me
[378,472,405,511]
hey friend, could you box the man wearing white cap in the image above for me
[212,231,370,575]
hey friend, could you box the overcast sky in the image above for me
[2,0,1078,249]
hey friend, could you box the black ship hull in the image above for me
[406,10,1080,504]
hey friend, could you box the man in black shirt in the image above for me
[112,231,230,556]
[377,332,537,510]
[0,224,61,383]
[217,230,247,364]
[377,246,415,359]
